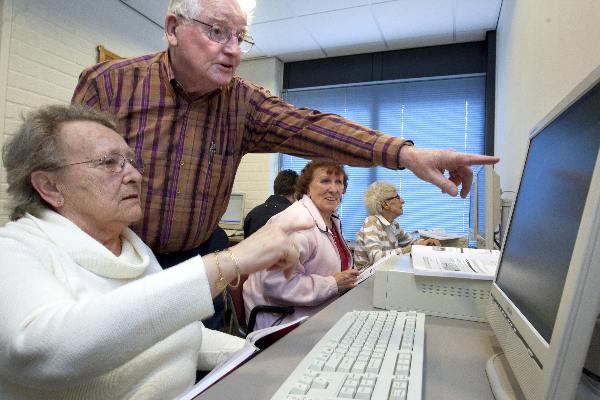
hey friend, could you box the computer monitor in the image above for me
[469,165,501,249]
[486,65,600,400]
[219,193,245,231]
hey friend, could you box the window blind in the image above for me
[281,75,486,241]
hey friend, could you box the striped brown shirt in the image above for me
[72,51,409,253]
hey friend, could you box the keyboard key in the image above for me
[389,388,407,400]
[356,385,373,399]
[351,361,367,373]
[339,386,356,398]
[366,358,382,373]
[289,382,310,395]
[312,377,329,389]
[309,359,325,371]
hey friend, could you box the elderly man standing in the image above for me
[71,0,498,327]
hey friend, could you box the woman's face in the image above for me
[307,167,345,218]
[54,120,143,235]
[383,193,405,218]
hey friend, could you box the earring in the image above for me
[56,198,64,207]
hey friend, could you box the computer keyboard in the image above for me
[270,310,425,400]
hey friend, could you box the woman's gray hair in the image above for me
[2,104,117,221]
[363,181,400,216]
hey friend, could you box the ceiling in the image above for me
[121,0,502,62]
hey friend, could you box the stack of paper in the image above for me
[411,245,500,280]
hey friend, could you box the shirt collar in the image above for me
[162,49,224,100]
[375,214,392,226]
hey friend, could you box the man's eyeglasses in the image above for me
[59,153,145,175]
[188,17,255,53]
[384,194,400,202]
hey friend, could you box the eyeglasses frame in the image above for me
[187,17,255,53]
[58,153,145,175]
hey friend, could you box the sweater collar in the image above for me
[27,210,150,279]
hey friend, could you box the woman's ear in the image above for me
[31,171,64,208]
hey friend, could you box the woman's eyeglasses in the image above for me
[58,153,145,175]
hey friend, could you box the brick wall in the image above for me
[0,0,280,225]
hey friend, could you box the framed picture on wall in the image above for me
[97,45,122,63]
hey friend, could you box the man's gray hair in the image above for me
[167,0,254,24]
[2,104,117,221]
[363,181,400,216]
[167,0,202,20]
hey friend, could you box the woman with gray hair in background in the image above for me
[0,104,310,400]
[354,181,440,269]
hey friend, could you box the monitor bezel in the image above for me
[219,192,246,231]
[488,65,600,399]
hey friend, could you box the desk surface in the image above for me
[201,276,499,399]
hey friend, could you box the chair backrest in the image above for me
[226,274,296,336]
[225,274,249,337]
[231,274,248,324]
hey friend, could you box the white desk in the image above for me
[199,276,499,399]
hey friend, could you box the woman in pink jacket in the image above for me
[243,161,359,330]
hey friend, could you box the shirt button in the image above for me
[180,161,184,166]
[176,190,181,194]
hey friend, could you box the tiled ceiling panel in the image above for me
[250,0,293,24]
[298,7,383,51]
[249,18,323,58]
[119,0,502,62]
[373,0,455,42]
[284,0,370,16]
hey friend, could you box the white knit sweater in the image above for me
[0,210,244,400]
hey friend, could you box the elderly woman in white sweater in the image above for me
[0,105,309,400]
[354,181,440,269]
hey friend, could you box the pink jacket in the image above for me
[242,195,352,330]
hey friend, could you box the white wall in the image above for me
[233,57,284,216]
[0,0,163,223]
[495,0,600,198]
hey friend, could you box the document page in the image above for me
[411,245,500,280]
[179,316,308,400]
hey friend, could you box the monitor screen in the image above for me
[219,193,245,230]
[495,80,600,343]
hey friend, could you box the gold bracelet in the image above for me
[214,251,227,291]
[224,248,241,289]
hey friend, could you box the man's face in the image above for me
[168,0,247,94]
[55,121,143,233]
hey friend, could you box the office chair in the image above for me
[224,275,295,337]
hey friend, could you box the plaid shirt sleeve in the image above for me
[242,83,412,170]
